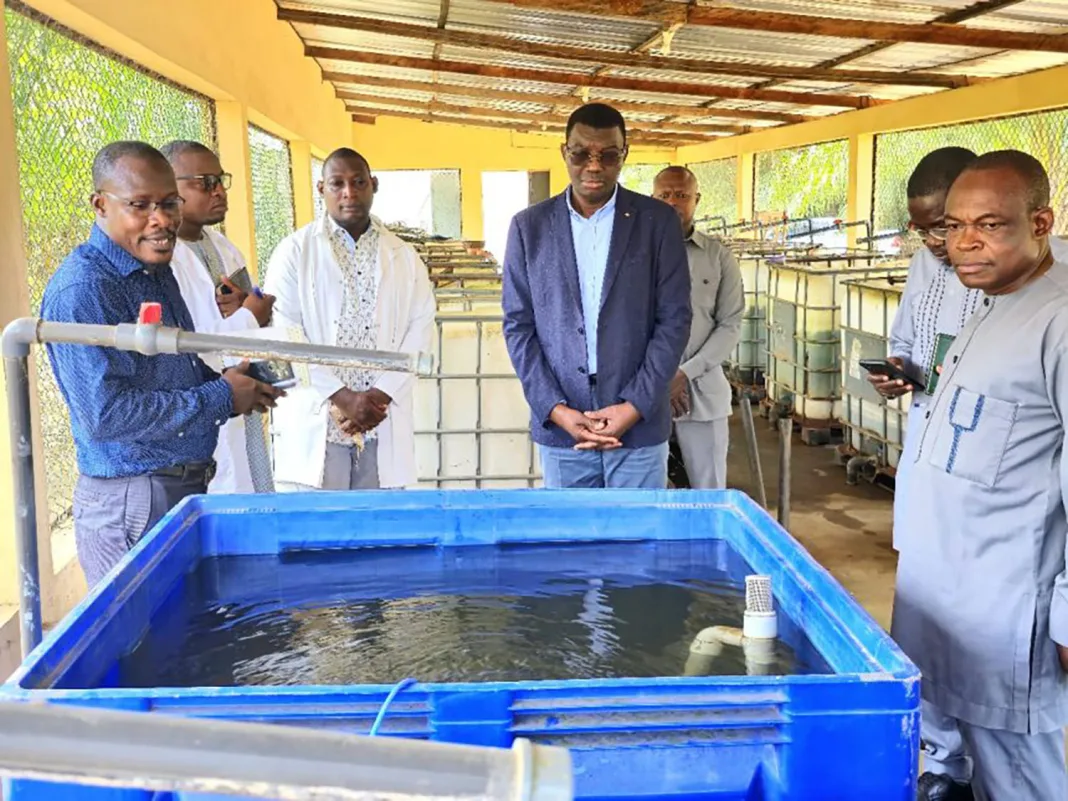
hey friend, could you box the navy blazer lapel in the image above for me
[600,187,637,309]
[551,192,583,314]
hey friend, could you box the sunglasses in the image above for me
[565,147,624,168]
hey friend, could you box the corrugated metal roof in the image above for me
[279,0,1068,144]
[447,0,656,51]
[714,0,961,24]
[666,23,867,65]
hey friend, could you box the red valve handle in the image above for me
[138,302,162,325]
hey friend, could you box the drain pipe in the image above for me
[777,418,792,529]
[2,317,433,658]
[0,700,573,800]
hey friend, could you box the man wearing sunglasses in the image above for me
[503,103,691,488]
[163,140,276,496]
[40,141,282,586]
[891,151,1068,801]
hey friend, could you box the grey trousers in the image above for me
[73,473,206,587]
[922,698,1067,800]
[322,440,380,490]
[674,417,730,490]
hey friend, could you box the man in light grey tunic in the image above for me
[652,166,744,489]
[892,150,1068,800]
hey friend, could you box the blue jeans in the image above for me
[539,442,669,489]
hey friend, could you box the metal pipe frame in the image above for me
[0,699,572,800]
[2,318,432,657]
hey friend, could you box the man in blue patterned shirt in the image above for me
[41,141,281,586]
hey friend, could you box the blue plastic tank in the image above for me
[2,489,920,799]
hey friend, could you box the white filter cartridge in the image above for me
[743,575,778,640]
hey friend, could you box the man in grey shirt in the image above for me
[892,150,1068,800]
[653,166,744,489]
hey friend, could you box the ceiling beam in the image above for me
[280,8,971,88]
[306,47,878,108]
[478,0,1068,53]
[349,108,688,147]
[322,72,809,123]
[337,89,753,134]
[342,100,718,141]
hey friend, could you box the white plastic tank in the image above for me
[414,303,540,489]
[765,252,908,425]
[839,274,910,470]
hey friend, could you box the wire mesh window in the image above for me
[4,4,217,532]
[619,162,668,195]
[874,110,1068,236]
[755,140,849,221]
[248,124,295,280]
[311,156,325,221]
[688,157,737,230]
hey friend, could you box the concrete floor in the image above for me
[722,410,898,630]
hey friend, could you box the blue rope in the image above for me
[369,677,417,737]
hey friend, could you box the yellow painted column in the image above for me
[216,101,257,276]
[737,153,755,222]
[847,133,875,248]
[0,8,47,608]
[289,140,314,229]
[460,167,484,242]
[550,162,569,196]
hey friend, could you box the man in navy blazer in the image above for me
[502,103,692,489]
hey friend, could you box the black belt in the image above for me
[151,461,216,483]
[589,373,598,385]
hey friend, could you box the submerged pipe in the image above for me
[2,318,433,656]
[0,700,573,800]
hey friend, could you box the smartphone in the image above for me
[859,359,925,392]
[247,358,297,389]
[217,267,253,295]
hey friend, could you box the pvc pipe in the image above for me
[738,393,768,508]
[1,318,434,656]
[3,354,40,657]
[30,320,434,375]
[777,417,792,529]
[0,700,573,801]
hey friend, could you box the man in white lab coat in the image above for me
[162,140,275,494]
[265,148,435,490]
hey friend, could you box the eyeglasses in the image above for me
[97,191,184,217]
[565,147,625,168]
[907,222,944,242]
[175,173,232,192]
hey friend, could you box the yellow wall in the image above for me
[353,117,676,240]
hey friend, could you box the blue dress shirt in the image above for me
[567,186,617,374]
[41,225,234,478]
